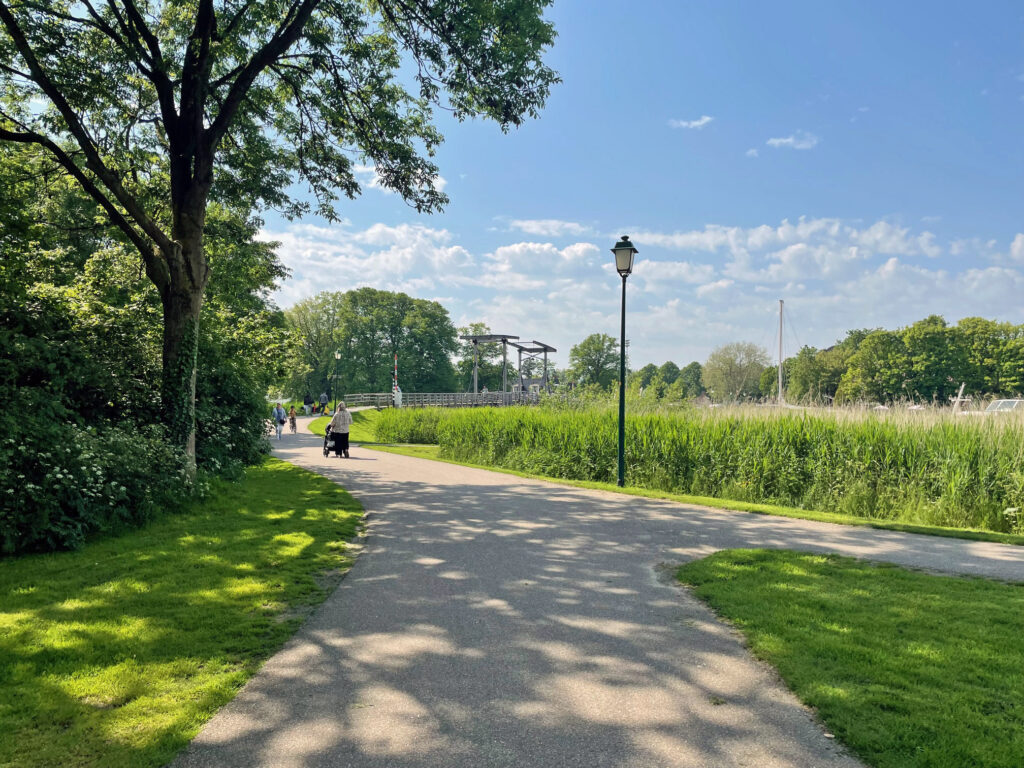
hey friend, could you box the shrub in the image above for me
[0,420,195,553]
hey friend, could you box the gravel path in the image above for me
[173,426,1024,768]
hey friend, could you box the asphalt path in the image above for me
[173,423,1024,768]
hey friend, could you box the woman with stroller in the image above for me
[328,401,353,458]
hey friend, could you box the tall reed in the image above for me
[376,406,1024,532]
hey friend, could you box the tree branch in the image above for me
[0,121,168,288]
[0,0,173,253]
[206,0,320,149]
[102,0,179,132]
[215,0,253,42]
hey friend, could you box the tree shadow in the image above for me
[163,436,956,767]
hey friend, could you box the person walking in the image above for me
[319,391,329,415]
[328,401,353,458]
[303,393,313,416]
[288,405,298,434]
[271,402,287,440]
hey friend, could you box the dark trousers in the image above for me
[332,431,349,455]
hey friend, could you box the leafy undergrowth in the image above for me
[367,444,1024,545]
[679,550,1024,768]
[308,408,381,442]
[0,458,362,768]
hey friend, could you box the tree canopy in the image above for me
[1,0,559,452]
[1,141,282,553]
[702,342,770,402]
[744,316,1024,405]
[569,333,619,389]
[283,288,457,396]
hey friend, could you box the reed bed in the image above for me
[376,406,1024,533]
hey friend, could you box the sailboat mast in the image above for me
[778,299,784,405]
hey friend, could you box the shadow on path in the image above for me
[173,430,1024,768]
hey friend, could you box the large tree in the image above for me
[835,330,910,403]
[676,361,705,398]
[0,0,558,453]
[701,342,770,402]
[284,288,457,395]
[569,333,619,389]
[283,291,347,398]
[900,315,967,402]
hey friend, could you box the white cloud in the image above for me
[353,163,446,194]
[560,242,601,262]
[1011,234,1024,263]
[634,259,716,288]
[696,279,734,297]
[766,131,820,150]
[261,221,472,307]
[633,217,941,267]
[669,115,714,130]
[949,237,999,258]
[451,241,601,292]
[508,219,592,237]
[265,215,1024,369]
[745,148,759,158]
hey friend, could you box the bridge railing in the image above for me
[340,392,395,408]
[339,391,540,408]
[401,391,540,408]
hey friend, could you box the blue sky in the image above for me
[265,0,1024,370]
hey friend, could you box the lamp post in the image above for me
[333,350,341,412]
[611,235,638,487]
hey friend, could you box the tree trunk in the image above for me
[161,282,203,458]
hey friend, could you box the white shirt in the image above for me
[329,409,353,433]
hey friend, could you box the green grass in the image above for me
[678,550,1024,768]
[374,406,1024,534]
[0,458,362,768]
[308,408,381,443]
[367,444,1024,545]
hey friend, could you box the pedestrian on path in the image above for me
[288,405,297,434]
[328,401,353,457]
[303,393,313,416]
[270,402,287,440]
[319,391,328,415]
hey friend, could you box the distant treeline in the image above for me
[629,315,1024,404]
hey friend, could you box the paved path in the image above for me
[174,426,1024,768]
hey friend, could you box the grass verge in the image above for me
[308,408,381,442]
[0,457,362,768]
[366,444,1024,546]
[677,550,1024,768]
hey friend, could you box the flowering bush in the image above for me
[0,421,194,553]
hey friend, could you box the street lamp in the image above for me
[611,235,638,487]
[333,350,341,412]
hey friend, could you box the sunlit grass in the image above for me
[678,550,1024,768]
[0,458,362,768]
[308,408,381,442]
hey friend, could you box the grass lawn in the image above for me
[0,458,362,768]
[678,550,1024,768]
[366,444,1024,546]
[308,408,381,443]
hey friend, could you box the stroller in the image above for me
[322,428,335,457]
